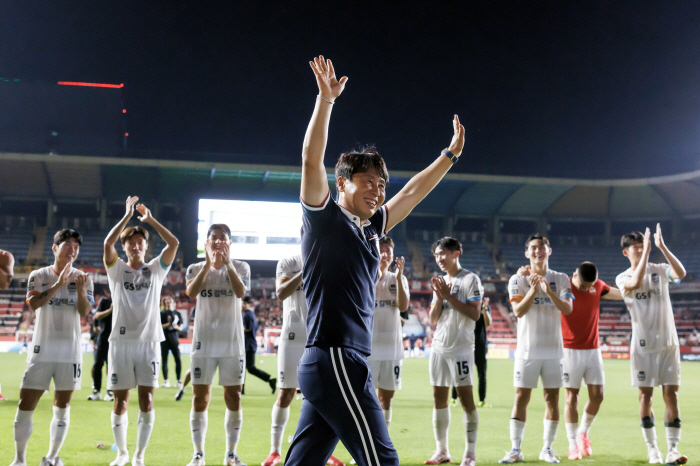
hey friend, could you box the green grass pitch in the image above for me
[0,353,698,465]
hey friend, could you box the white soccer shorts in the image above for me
[107,342,160,390]
[191,355,246,386]
[513,358,562,389]
[631,346,681,387]
[429,350,473,387]
[21,360,82,391]
[562,348,605,389]
[278,343,305,389]
[369,359,403,391]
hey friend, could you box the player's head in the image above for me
[0,249,15,290]
[161,295,175,310]
[524,234,551,265]
[52,229,82,263]
[120,226,149,262]
[379,236,395,269]
[431,237,462,272]
[335,146,389,221]
[242,295,253,310]
[621,231,645,263]
[207,223,232,260]
[573,261,598,291]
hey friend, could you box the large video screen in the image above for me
[197,199,302,261]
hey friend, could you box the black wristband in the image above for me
[442,149,459,164]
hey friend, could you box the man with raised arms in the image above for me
[615,226,687,465]
[104,196,179,466]
[499,234,573,464]
[425,237,483,466]
[10,229,94,466]
[284,55,465,466]
[0,247,14,290]
[184,224,249,466]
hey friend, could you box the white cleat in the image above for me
[110,453,130,466]
[132,456,145,466]
[87,390,102,401]
[461,455,477,466]
[648,447,664,464]
[664,449,687,465]
[104,390,115,402]
[498,449,524,463]
[161,380,171,388]
[224,452,247,466]
[186,453,206,466]
[423,451,451,464]
[539,448,560,463]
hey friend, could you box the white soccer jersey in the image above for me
[616,263,680,354]
[187,260,250,357]
[276,255,307,347]
[509,269,573,360]
[431,269,484,357]
[369,271,409,361]
[26,266,94,363]
[106,254,171,342]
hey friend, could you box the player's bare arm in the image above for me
[104,196,138,266]
[0,248,15,290]
[95,304,113,320]
[512,273,540,318]
[624,228,651,292]
[136,203,180,267]
[395,256,409,312]
[219,242,246,298]
[301,55,348,206]
[654,223,686,280]
[28,262,71,311]
[429,277,446,325]
[601,287,623,300]
[540,276,573,315]
[384,116,465,232]
[74,273,92,317]
[186,242,213,297]
[276,271,303,301]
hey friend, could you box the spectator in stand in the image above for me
[242,296,276,394]
[160,296,183,388]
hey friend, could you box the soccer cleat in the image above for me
[225,453,246,466]
[576,432,592,456]
[648,447,664,464]
[132,456,145,466]
[567,446,583,460]
[187,453,206,466]
[424,451,451,464]
[327,456,345,466]
[664,449,687,465]
[539,448,560,463]
[176,380,183,389]
[104,390,115,402]
[53,459,64,466]
[161,380,171,388]
[476,400,485,407]
[0,393,7,401]
[261,452,281,466]
[461,455,477,466]
[39,458,53,466]
[110,453,130,466]
[269,378,277,394]
[9,461,27,466]
[175,387,186,401]
[87,390,102,401]
[498,449,524,463]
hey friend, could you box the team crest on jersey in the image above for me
[194,368,201,379]
[142,267,151,278]
[651,273,659,283]
[452,285,460,295]
[196,342,201,350]
[68,282,76,292]
[640,339,646,347]
[389,283,397,294]
[120,327,126,335]
[289,332,295,341]
[549,281,557,291]
[33,345,40,353]
[563,372,569,383]
[111,373,118,384]
[637,371,646,381]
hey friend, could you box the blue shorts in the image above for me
[285,346,399,466]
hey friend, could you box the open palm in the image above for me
[309,55,348,100]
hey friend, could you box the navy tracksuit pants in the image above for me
[285,346,399,466]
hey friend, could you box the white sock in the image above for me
[111,412,129,456]
[270,404,289,454]
[225,409,243,455]
[578,411,596,435]
[383,408,392,428]
[135,410,155,459]
[510,419,526,451]
[13,409,33,463]
[190,409,208,455]
[543,419,559,450]
[46,406,70,462]
[432,407,450,454]
[464,409,478,458]
[642,427,658,450]
[665,426,681,451]
[565,422,578,451]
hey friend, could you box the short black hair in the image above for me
[379,236,395,249]
[53,229,83,246]
[120,226,149,244]
[577,261,598,283]
[621,231,644,250]
[525,233,550,248]
[242,295,253,304]
[207,223,232,239]
[335,145,389,186]
[431,237,463,255]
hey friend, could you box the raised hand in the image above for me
[309,55,348,102]
[74,273,87,292]
[204,241,215,265]
[447,115,466,157]
[56,263,72,288]
[125,196,139,219]
[538,275,549,293]
[528,273,541,291]
[395,256,406,276]
[643,227,652,253]
[654,223,665,249]
[135,204,153,223]
[219,241,231,265]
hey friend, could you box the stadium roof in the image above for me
[2,152,700,221]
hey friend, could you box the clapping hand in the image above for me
[431,276,451,300]
[447,115,465,158]
[394,256,405,276]
[125,196,139,219]
[135,204,153,223]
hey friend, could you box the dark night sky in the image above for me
[2,1,700,178]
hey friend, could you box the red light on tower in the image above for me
[122,109,127,113]
[57,81,124,89]
[125,133,129,137]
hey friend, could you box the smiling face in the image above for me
[433,245,460,273]
[124,233,148,264]
[379,243,394,269]
[525,238,551,266]
[337,168,386,221]
[623,242,645,267]
[53,237,80,264]
[207,228,231,262]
